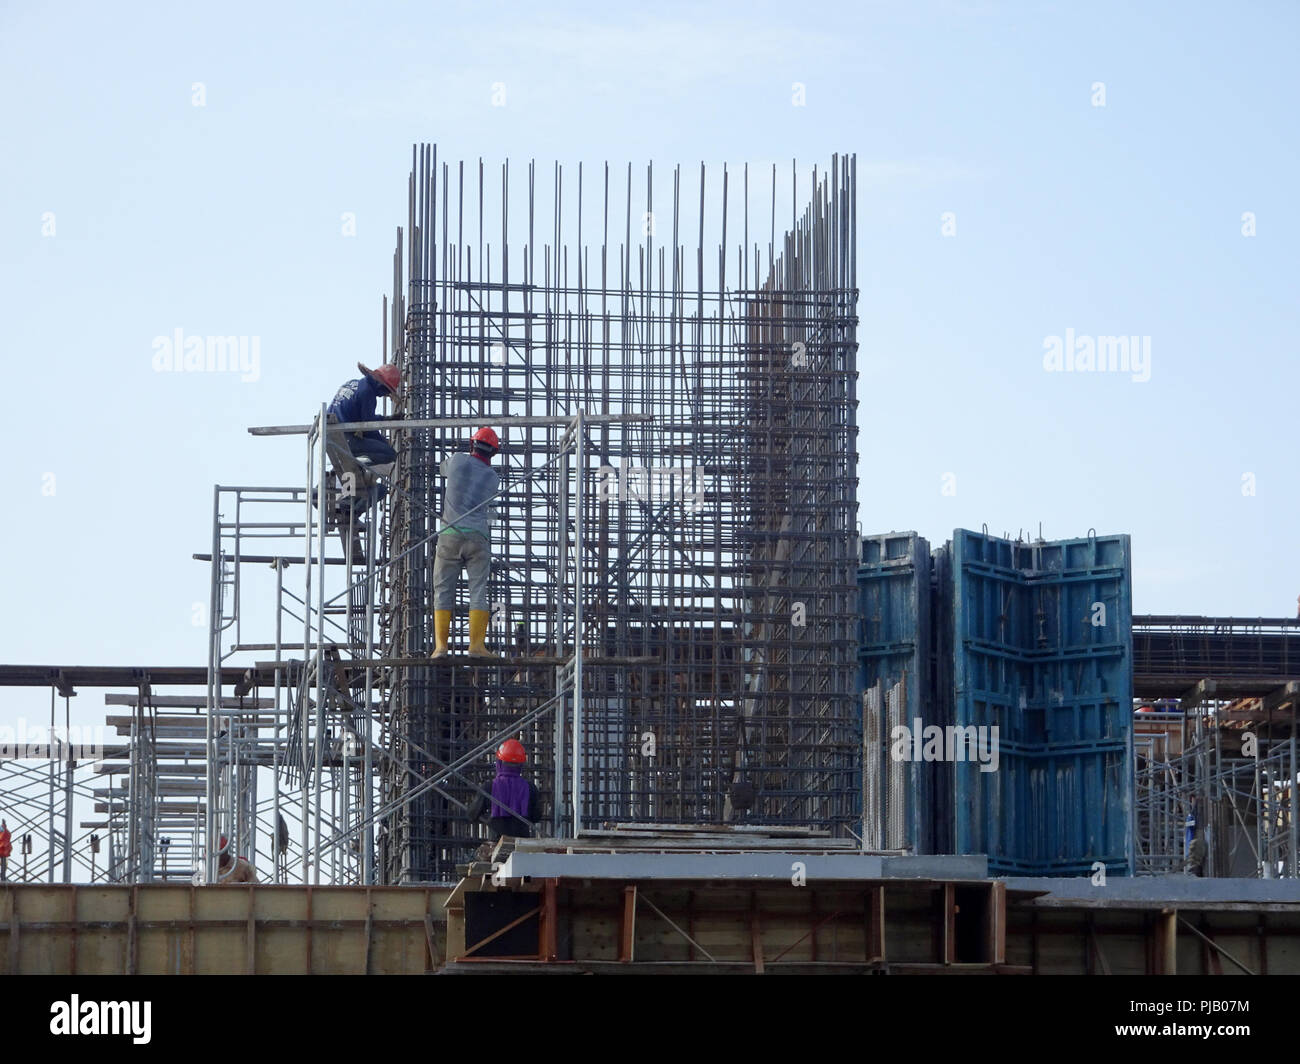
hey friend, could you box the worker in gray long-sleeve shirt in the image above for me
[431,427,501,658]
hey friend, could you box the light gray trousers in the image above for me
[433,531,491,610]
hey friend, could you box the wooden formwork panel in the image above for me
[452,880,995,969]
[1006,906,1300,975]
[883,886,943,964]
[450,874,1300,974]
[637,889,869,966]
[7,886,133,974]
[1,885,450,976]
[445,878,1018,972]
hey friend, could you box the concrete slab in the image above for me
[1004,874,1300,908]
[498,850,988,882]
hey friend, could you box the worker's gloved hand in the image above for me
[467,794,488,822]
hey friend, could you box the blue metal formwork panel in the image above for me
[1026,532,1133,875]
[857,533,931,852]
[1025,535,1132,748]
[950,530,1133,875]
[949,531,1036,867]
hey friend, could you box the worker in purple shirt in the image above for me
[468,740,543,841]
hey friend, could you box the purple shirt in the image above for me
[490,761,532,822]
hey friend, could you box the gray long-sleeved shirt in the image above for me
[439,452,499,538]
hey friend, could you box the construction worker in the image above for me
[216,835,258,884]
[0,819,11,882]
[325,362,402,517]
[328,362,401,470]
[431,427,501,658]
[1185,827,1208,877]
[319,362,402,558]
[1183,806,1207,876]
[468,740,543,841]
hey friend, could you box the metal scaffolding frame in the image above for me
[0,678,173,885]
[1135,682,1298,878]
[198,411,604,885]
[0,688,82,883]
[1133,616,1300,879]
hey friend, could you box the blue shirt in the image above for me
[328,376,386,425]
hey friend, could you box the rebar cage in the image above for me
[381,146,861,882]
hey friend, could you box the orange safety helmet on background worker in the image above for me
[497,739,526,763]
[467,739,542,840]
[471,426,500,451]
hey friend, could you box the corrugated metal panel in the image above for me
[950,530,1133,875]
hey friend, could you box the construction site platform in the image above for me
[498,841,988,882]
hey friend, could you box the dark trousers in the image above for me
[325,426,395,514]
[349,431,397,466]
[489,817,533,839]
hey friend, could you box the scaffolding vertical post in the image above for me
[205,485,221,884]
[61,695,73,883]
[572,410,585,839]
[553,680,566,838]
[47,686,56,882]
[362,492,377,884]
[556,417,573,837]
[301,424,315,884]
[272,557,284,884]
[313,404,329,884]
[1256,740,1268,878]
[1290,735,1298,878]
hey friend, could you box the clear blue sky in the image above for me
[2,0,1297,732]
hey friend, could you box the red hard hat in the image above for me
[218,835,229,852]
[359,362,401,397]
[497,739,526,763]
[472,426,500,451]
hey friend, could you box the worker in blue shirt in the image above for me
[327,362,401,471]
[325,362,402,518]
[431,427,501,658]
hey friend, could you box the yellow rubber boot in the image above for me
[468,609,497,658]
[430,609,451,659]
